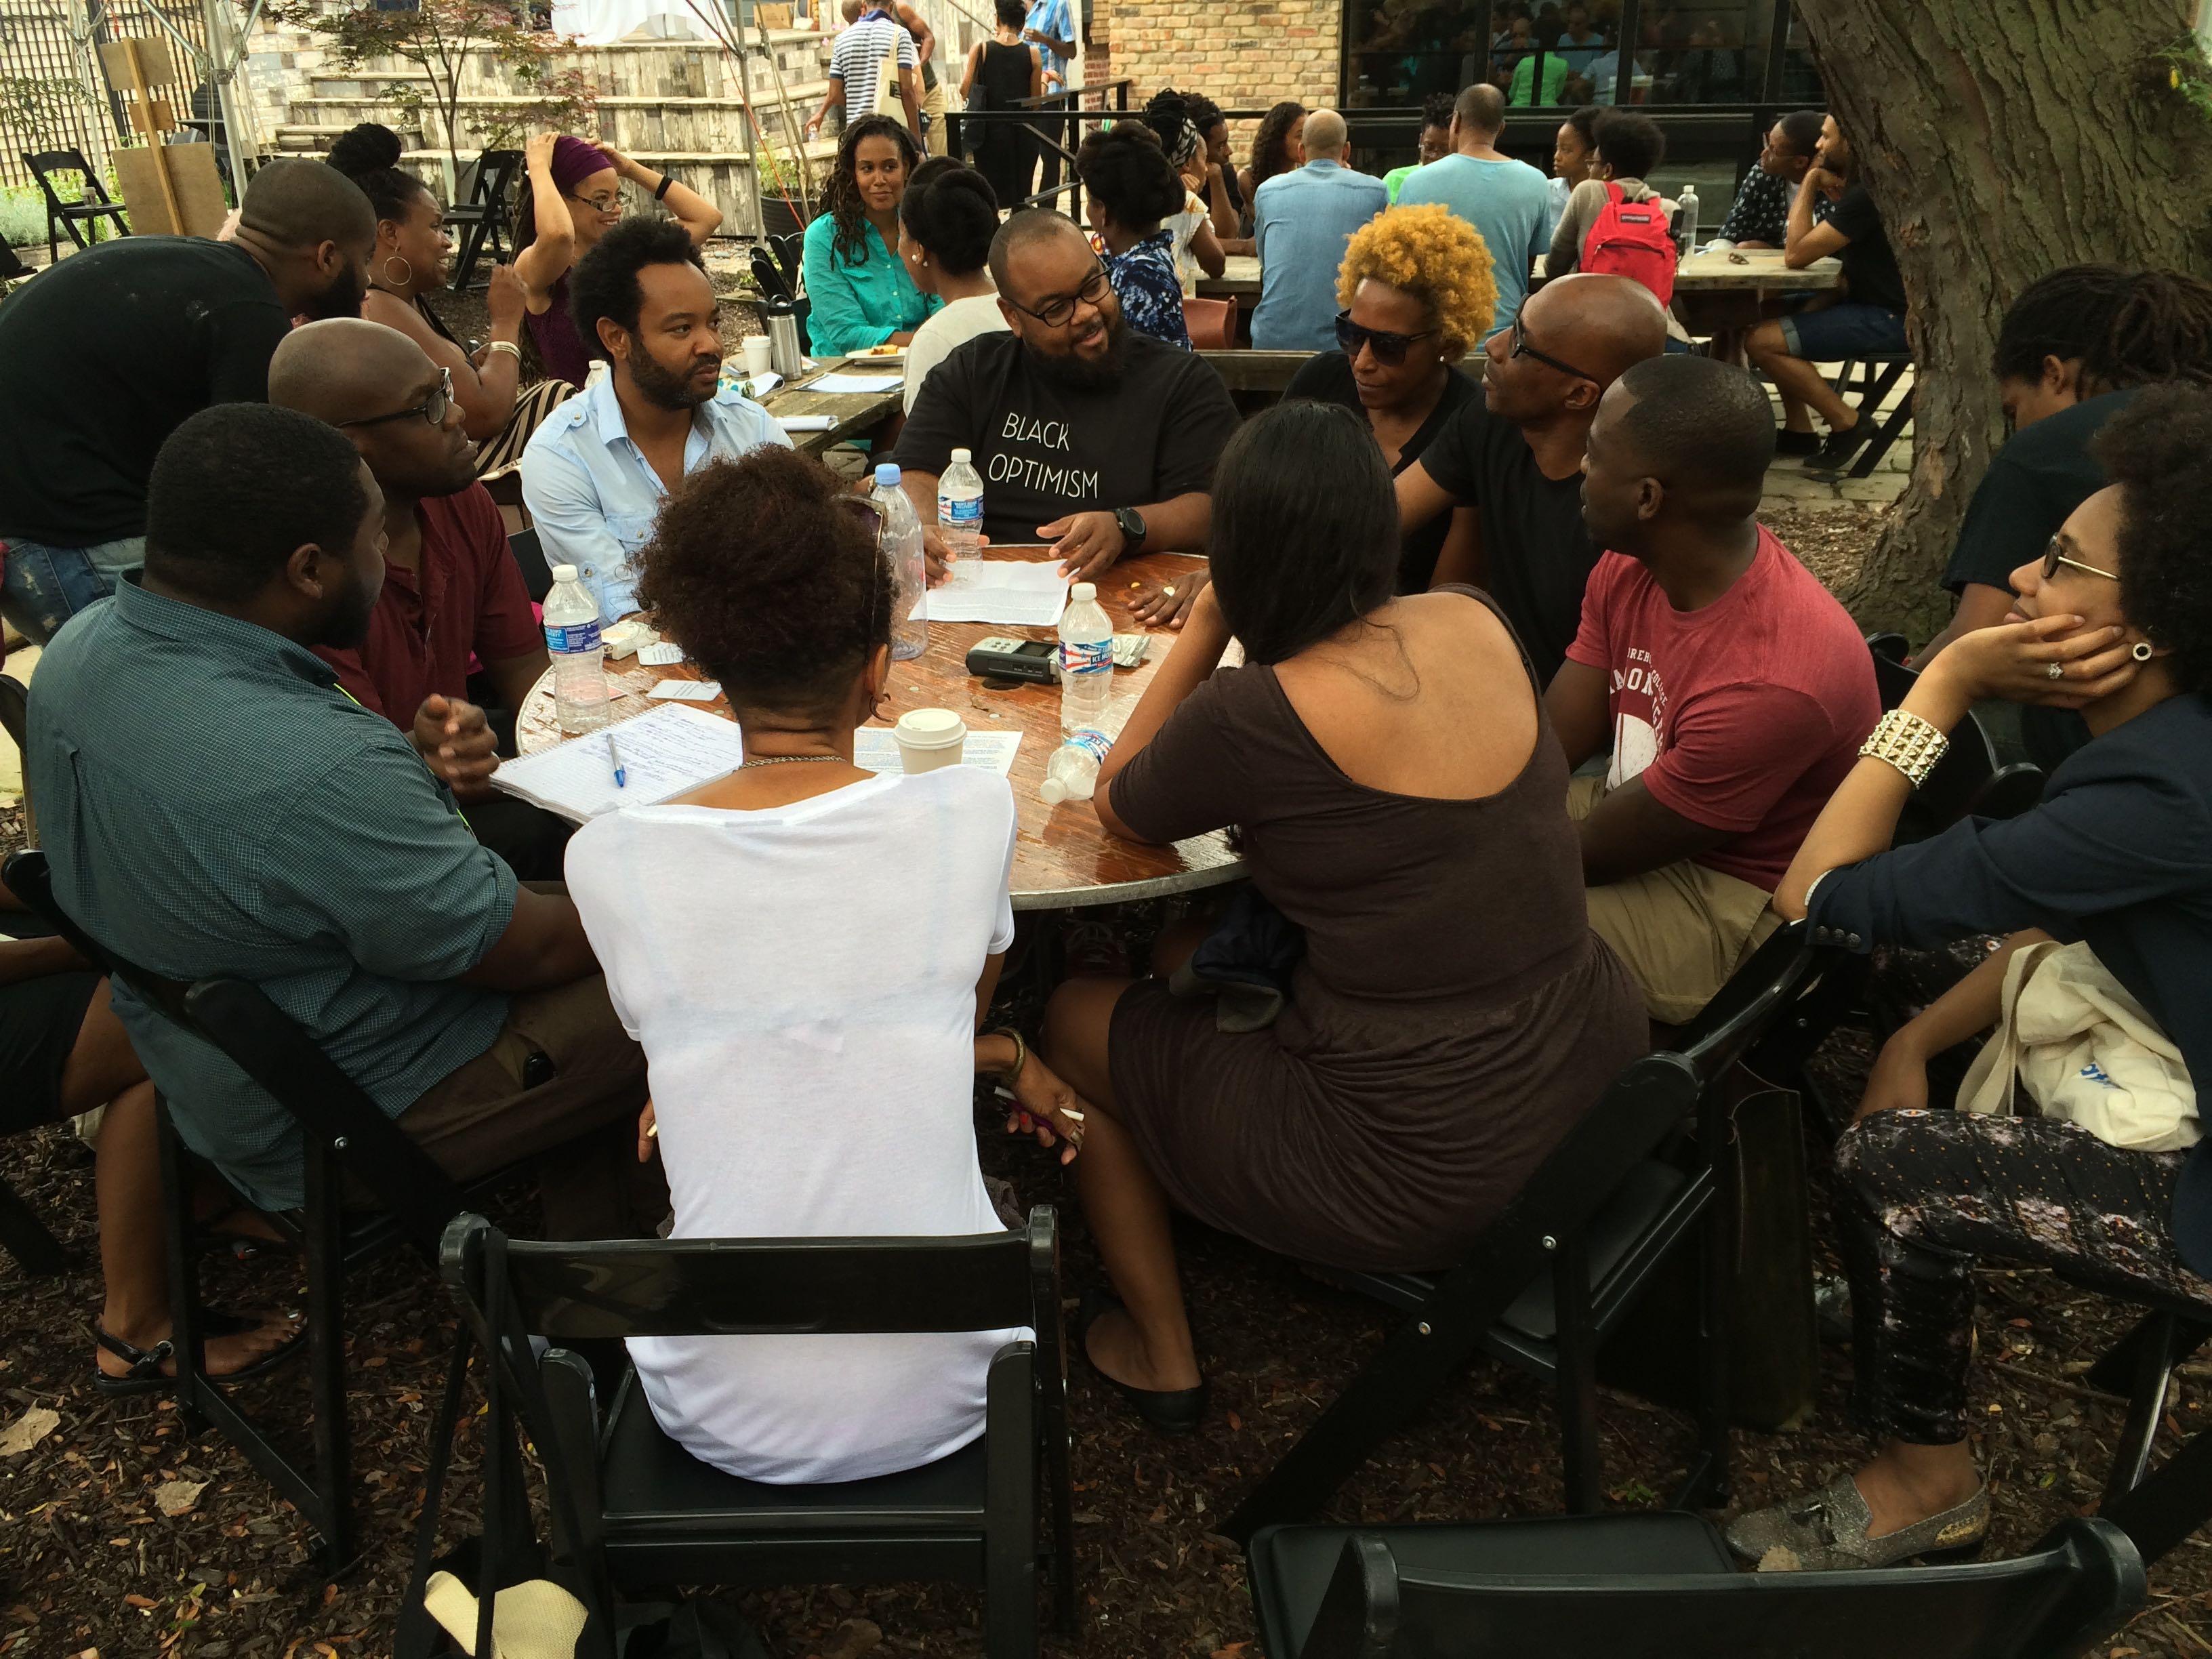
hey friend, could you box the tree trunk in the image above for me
[1797,0,2212,639]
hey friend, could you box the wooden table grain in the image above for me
[1673,247,1843,292]
[1197,255,1262,301]
[757,354,905,456]
[516,547,1246,911]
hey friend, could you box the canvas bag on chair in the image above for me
[1959,938,2199,1151]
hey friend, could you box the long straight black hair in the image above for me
[1208,401,1399,665]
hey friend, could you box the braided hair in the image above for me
[825,115,925,267]
[1994,265,2212,396]
[1248,100,1307,192]
[327,122,434,226]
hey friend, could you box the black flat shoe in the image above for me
[1801,422,1870,471]
[1078,1291,1208,1435]
[1776,429,1821,456]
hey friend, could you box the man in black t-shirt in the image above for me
[889,211,1240,625]
[1393,271,1666,684]
[0,159,375,644]
[1744,113,1910,473]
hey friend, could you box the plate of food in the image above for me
[857,343,907,364]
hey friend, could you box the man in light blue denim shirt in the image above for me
[1251,110,1388,351]
[520,220,790,619]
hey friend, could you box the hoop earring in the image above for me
[380,253,415,290]
[2131,641,2154,663]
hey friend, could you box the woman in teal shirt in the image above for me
[803,117,937,356]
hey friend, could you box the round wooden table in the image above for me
[516,547,1247,910]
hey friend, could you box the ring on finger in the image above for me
[1162,584,1176,599]
[2047,661,2066,680]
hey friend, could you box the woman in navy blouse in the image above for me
[1075,123,1191,350]
[1733,384,2212,1572]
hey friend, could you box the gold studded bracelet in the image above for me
[1858,707,1949,790]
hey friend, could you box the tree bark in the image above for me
[1797,0,2212,639]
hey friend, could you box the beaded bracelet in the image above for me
[1859,706,1949,789]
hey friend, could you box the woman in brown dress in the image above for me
[1032,401,1647,1431]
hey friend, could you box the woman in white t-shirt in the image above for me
[564,448,1086,1484]
[896,157,1011,413]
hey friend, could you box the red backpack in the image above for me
[1581,180,1677,305]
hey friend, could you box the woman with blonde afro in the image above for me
[1284,204,1498,592]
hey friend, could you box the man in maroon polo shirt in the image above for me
[270,319,567,878]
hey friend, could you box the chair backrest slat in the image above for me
[467,1221,1045,1339]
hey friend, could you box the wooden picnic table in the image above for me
[1202,248,1839,303]
[1670,248,1844,362]
[515,546,1246,911]
[1197,255,1262,302]
[757,354,906,455]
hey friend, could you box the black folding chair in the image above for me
[22,150,127,264]
[749,245,794,304]
[1,847,516,1571]
[1223,924,1849,1542]
[1865,634,2044,842]
[447,148,524,291]
[438,1207,1076,1659]
[1818,353,1914,479]
[508,527,554,605]
[1246,1513,2147,1659]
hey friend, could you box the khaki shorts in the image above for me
[1568,775,1781,1025]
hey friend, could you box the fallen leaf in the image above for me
[152,1480,206,1518]
[1212,1644,1252,1659]
[815,1617,882,1659]
[1225,1410,1242,1432]
[0,1408,59,1456]
[123,1595,158,1610]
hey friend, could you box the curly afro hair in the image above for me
[1336,205,1498,361]
[637,448,895,717]
[1074,121,1185,232]
[899,156,1000,277]
[2095,383,2212,697]
[569,215,704,363]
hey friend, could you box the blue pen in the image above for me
[608,730,629,790]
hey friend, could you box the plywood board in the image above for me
[113,144,227,237]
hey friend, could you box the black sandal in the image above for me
[1077,1290,1208,1435]
[94,1312,308,1397]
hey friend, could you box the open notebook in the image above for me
[489,703,744,823]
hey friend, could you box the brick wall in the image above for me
[1096,0,1340,123]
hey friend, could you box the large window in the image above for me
[1344,0,1803,112]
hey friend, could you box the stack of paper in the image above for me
[852,729,1022,777]
[924,562,1069,628]
[490,703,743,823]
[805,371,903,394]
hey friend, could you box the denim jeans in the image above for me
[0,536,142,644]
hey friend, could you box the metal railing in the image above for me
[941,75,1128,218]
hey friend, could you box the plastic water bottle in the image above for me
[872,462,928,661]
[542,563,609,734]
[1039,727,1111,804]
[1058,581,1113,732]
[937,447,985,565]
[1675,183,1700,258]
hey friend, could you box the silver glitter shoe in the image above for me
[1725,1475,1989,1572]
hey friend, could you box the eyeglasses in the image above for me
[1004,264,1112,329]
[337,366,454,430]
[568,190,623,214]
[1336,311,1437,366]
[2043,535,2119,583]
[1499,308,1599,386]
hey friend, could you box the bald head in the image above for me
[1452,83,1505,141]
[237,158,375,253]
[1534,272,1669,387]
[268,317,431,425]
[988,207,1089,296]
[1302,108,1348,159]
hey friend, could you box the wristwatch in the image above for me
[1113,506,1147,550]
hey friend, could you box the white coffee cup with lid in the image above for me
[893,707,967,773]
[741,334,774,377]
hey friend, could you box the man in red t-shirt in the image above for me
[270,321,565,878]
[1547,354,1880,1022]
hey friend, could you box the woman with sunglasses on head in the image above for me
[1286,205,1493,594]
[516,132,722,390]
[329,123,577,478]
[1029,400,1645,1431]
[804,116,937,359]
[1733,384,2212,1572]
[563,447,1046,1483]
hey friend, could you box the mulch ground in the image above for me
[3,497,2209,1657]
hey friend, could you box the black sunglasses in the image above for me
[337,366,454,430]
[2043,533,2118,584]
[1004,264,1112,329]
[1498,310,1600,386]
[1336,311,1437,366]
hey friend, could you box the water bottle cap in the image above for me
[550,563,579,583]
[1071,582,1097,601]
[1039,777,1069,804]
[874,463,901,487]
[951,447,972,463]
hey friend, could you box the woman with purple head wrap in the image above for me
[516,131,722,388]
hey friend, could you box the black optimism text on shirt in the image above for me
[891,331,1240,545]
